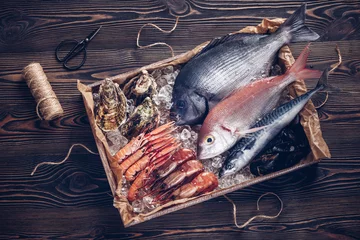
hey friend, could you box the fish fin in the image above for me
[289,44,322,80]
[193,33,267,59]
[312,68,340,93]
[220,124,235,135]
[279,3,320,43]
[235,126,268,138]
[315,68,329,91]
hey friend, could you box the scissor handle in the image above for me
[55,39,87,71]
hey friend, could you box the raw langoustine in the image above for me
[169,172,218,200]
[95,78,127,131]
[126,148,195,202]
[151,160,204,201]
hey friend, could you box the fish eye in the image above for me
[176,100,186,109]
[205,135,215,144]
[226,162,234,170]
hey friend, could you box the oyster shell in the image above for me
[95,78,127,132]
[123,70,158,105]
[121,97,160,138]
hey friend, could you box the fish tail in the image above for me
[279,3,320,43]
[314,68,329,91]
[289,44,322,80]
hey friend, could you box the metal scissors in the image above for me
[55,26,101,70]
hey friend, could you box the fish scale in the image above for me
[198,42,278,96]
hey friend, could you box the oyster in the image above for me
[123,70,158,105]
[121,97,160,139]
[95,78,127,132]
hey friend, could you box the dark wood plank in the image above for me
[1,0,360,239]
[0,0,359,53]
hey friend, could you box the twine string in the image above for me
[329,45,342,74]
[22,63,64,120]
[315,45,342,109]
[35,97,59,120]
[31,143,99,176]
[224,192,283,228]
[136,17,179,57]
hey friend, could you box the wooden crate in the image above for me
[78,18,331,227]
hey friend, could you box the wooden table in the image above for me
[1,0,359,239]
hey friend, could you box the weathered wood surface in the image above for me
[1,0,360,239]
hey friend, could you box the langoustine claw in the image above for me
[170,172,218,200]
[154,148,197,180]
[151,160,204,202]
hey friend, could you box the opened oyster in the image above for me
[123,70,158,105]
[121,97,160,138]
[95,78,127,131]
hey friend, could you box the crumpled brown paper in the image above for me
[78,18,331,227]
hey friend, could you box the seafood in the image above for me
[171,4,319,125]
[120,97,160,139]
[250,124,310,176]
[95,78,127,131]
[198,45,322,159]
[123,70,158,105]
[114,121,178,167]
[126,148,196,201]
[219,69,329,177]
[156,148,196,179]
[141,148,196,192]
[169,172,218,200]
[127,164,157,202]
[124,139,180,181]
[151,160,204,199]
[113,133,146,163]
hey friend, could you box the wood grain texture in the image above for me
[1,0,360,239]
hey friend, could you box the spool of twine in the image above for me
[22,63,64,120]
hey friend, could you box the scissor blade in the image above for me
[86,26,102,42]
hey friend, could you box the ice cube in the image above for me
[173,70,180,78]
[156,76,169,89]
[180,128,191,141]
[143,196,156,210]
[211,156,224,169]
[132,199,144,213]
[120,186,128,197]
[162,65,174,74]
[151,69,162,80]
[182,140,191,149]
[163,74,175,85]
[158,85,173,103]
[152,94,161,106]
[106,130,129,156]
